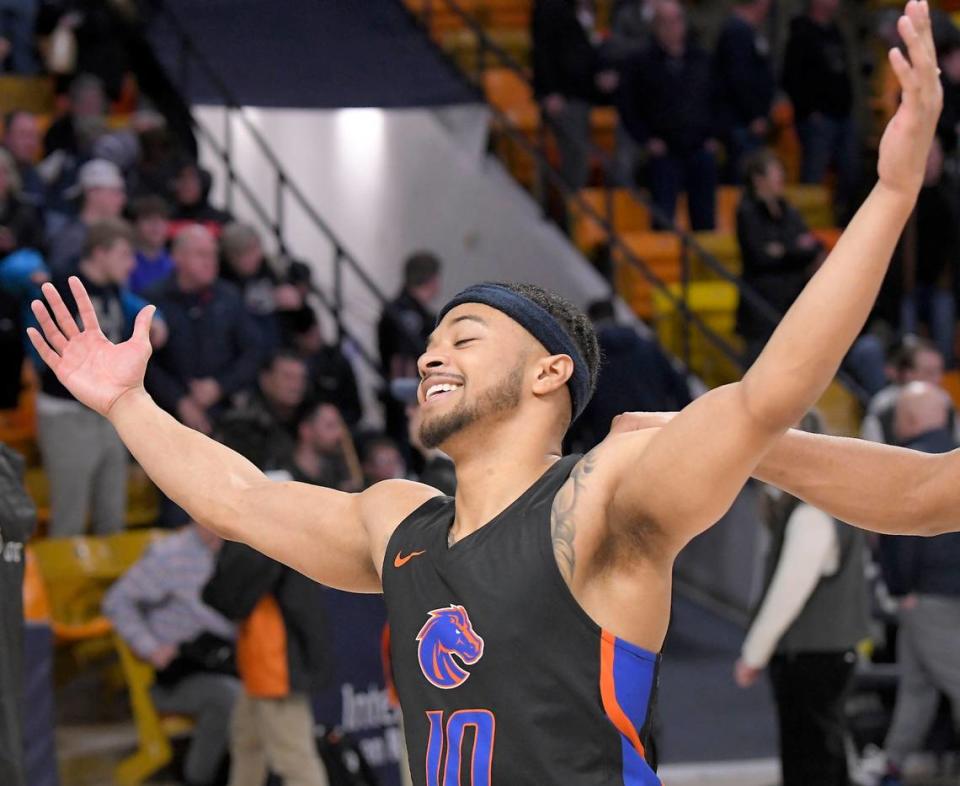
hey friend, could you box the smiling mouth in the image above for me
[425,383,463,402]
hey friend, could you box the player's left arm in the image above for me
[599,2,942,554]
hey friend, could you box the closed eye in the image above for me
[454,338,478,348]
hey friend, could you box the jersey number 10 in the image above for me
[425,709,495,786]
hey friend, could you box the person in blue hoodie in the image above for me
[0,218,166,536]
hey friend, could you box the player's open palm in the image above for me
[27,277,156,417]
[878,1,943,195]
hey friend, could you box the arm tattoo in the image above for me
[551,451,597,583]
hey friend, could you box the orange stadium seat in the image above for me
[568,188,651,255]
[614,232,683,319]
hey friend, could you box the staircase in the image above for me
[402,0,870,434]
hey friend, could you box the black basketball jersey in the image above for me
[382,455,661,786]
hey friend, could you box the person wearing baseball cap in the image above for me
[48,158,126,276]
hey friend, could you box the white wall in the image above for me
[194,104,611,424]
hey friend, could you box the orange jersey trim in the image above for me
[600,629,647,760]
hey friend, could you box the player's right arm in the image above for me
[28,278,439,593]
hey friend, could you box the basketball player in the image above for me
[26,4,942,784]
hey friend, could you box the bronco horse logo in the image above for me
[416,605,485,689]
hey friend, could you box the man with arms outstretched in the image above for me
[26,5,945,784]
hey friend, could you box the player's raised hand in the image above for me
[27,277,156,417]
[878,0,943,196]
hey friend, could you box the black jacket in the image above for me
[532,0,602,102]
[377,290,434,379]
[145,279,263,414]
[782,15,853,120]
[735,195,821,341]
[713,15,775,129]
[203,542,331,695]
[619,40,719,151]
[0,197,44,256]
[570,323,691,451]
[0,446,36,786]
[878,429,960,598]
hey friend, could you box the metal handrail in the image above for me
[411,0,872,402]
[151,0,404,380]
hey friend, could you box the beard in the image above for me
[420,363,525,450]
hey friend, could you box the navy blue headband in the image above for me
[437,284,591,420]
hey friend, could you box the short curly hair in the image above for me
[492,281,601,404]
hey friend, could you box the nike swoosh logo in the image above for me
[394,550,426,568]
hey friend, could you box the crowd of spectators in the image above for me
[532,0,858,225]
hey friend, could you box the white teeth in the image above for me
[427,383,462,399]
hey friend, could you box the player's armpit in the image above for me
[755,430,960,537]
[601,384,783,554]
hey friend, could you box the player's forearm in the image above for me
[755,429,955,536]
[742,183,915,429]
[107,387,267,539]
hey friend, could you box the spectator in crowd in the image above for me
[129,122,180,199]
[936,36,960,155]
[0,0,38,74]
[736,149,824,361]
[531,0,619,189]
[2,111,45,210]
[220,222,303,350]
[47,158,126,277]
[607,0,656,63]
[869,382,960,786]
[285,306,363,428]
[736,410,869,786]
[169,160,233,239]
[861,337,959,444]
[377,251,442,450]
[0,149,44,256]
[43,73,108,157]
[714,0,776,181]
[899,138,959,367]
[782,0,858,221]
[289,400,363,491]
[202,440,332,786]
[570,299,691,451]
[395,381,456,496]
[104,522,240,786]
[146,224,262,437]
[35,219,165,537]
[361,435,407,487]
[618,0,720,230]
[128,194,173,295]
[217,350,311,468]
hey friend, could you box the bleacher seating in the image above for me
[113,634,194,786]
[30,530,167,659]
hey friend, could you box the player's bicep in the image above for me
[225,480,381,593]
[610,383,783,549]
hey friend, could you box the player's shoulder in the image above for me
[358,479,444,532]
[567,428,660,489]
[358,479,445,573]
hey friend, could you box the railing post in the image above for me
[333,248,344,343]
[275,170,286,254]
[224,108,235,213]
[680,236,691,371]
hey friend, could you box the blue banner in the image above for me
[313,590,402,786]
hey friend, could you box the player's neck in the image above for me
[448,434,562,542]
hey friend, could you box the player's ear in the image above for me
[531,354,574,397]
